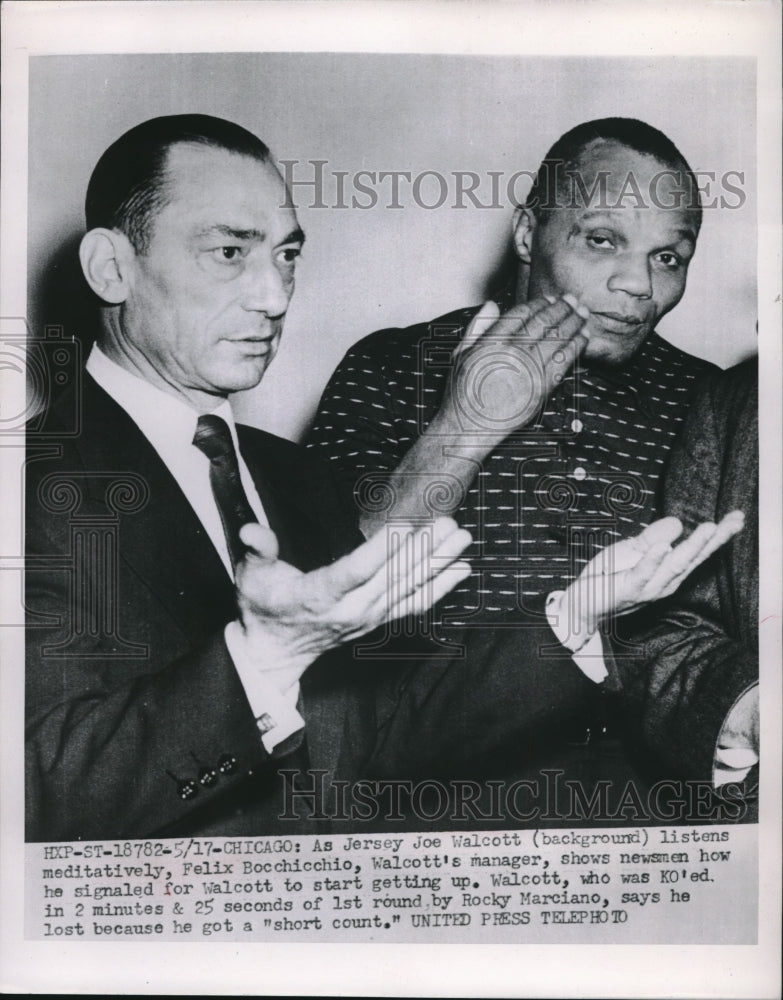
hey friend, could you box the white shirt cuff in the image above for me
[546,590,608,683]
[224,621,304,753]
[713,684,759,787]
[713,747,758,786]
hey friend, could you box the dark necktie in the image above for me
[192,414,257,571]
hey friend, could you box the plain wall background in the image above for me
[28,53,757,440]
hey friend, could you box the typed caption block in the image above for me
[26,825,757,945]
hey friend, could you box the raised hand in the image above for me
[559,512,745,648]
[441,294,590,437]
[233,517,472,684]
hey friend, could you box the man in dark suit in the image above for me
[25,115,473,842]
[606,360,759,799]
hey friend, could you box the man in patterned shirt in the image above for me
[307,118,717,634]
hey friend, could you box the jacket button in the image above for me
[178,779,199,801]
[218,754,238,775]
[198,766,218,787]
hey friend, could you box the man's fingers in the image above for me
[324,516,468,607]
[524,293,590,345]
[585,517,682,579]
[632,516,685,553]
[344,518,472,624]
[458,295,591,360]
[381,517,470,571]
[429,529,474,571]
[487,296,560,339]
[379,517,469,583]
[589,510,745,622]
[700,509,744,557]
[429,516,473,560]
[610,540,672,595]
[607,525,714,609]
[455,300,501,355]
[385,559,473,621]
[648,510,744,598]
[489,296,584,347]
[371,518,471,610]
[319,520,413,596]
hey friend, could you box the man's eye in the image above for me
[210,246,243,262]
[586,235,615,250]
[278,247,302,264]
[656,251,682,268]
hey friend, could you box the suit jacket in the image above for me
[607,359,759,787]
[25,373,371,841]
[26,374,603,840]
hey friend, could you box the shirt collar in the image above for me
[85,342,239,455]
[574,334,662,419]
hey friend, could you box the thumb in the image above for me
[455,300,501,356]
[239,523,280,563]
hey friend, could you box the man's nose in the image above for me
[241,256,291,317]
[607,253,653,299]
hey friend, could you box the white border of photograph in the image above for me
[1,2,780,996]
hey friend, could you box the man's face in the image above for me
[525,141,699,366]
[119,143,303,406]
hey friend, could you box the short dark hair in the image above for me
[85,114,271,252]
[524,117,701,227]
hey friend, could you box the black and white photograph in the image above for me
[1,1,780,996]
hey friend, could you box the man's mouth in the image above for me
[590,311,647,335]
[231,335,276,349]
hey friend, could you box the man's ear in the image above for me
[79,228,136,304]
[511,205,537,265]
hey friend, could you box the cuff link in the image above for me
[256,713,275,735]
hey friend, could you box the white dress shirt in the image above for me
[86,344,304,752]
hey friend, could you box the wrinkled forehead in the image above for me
[159,142,294,228]
[554,139,701,230]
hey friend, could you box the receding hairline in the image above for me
[163,136,270,164]
[155,136,277,183]
[129,140,286,240]
[84,114,276,251]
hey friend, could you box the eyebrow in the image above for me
[672,227,698,245]
[194,224,306,245]
[576,212,698,244]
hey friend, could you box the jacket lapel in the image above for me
[237,427,338,571]
[78,376,236,642]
